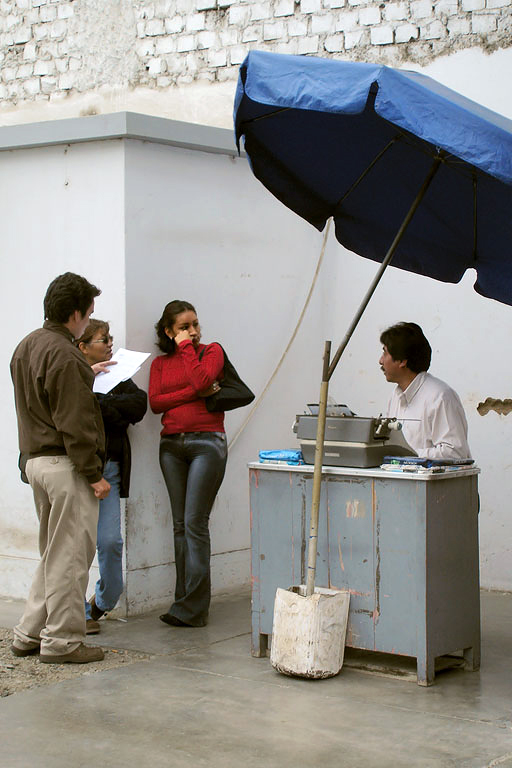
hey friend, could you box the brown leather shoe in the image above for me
[40,643,104,664]
[88,594,105,621]
[86,619,101,635]
[11,642,40,657]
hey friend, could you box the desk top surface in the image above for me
[248,462,480,482]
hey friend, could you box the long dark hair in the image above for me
[155,300,196,354]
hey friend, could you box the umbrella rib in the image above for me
[334,126,471,214]
[393,127,481,183]
[333,135,400,210]
[239,107,292,126]
[473,174,478,263]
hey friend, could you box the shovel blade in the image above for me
[270,585,350,679]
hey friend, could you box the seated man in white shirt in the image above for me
[379,322,471,460]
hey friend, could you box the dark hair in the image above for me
[380,322,431,374]
[155,300,196,354]
[75,318,110,347]
[44,272,101,323]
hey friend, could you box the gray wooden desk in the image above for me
[249,462,481,686]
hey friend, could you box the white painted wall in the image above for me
[0,138,126,599]
[123,138,327,612]
[0,127,327,612]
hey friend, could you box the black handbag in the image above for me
[199,345,255,412]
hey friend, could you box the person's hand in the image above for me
[91,477,111,499]
[174,330,192,346]
[199,381,221,397]
[92,360,117,375]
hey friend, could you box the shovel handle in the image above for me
[306,340,331,596]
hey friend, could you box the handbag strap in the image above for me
[198,343,227,367]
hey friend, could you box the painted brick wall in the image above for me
[0,0,511,105]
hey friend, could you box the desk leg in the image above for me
[463,643,480,672]
[252,625,269,658]
[417,654,435,686]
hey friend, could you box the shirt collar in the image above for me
[398,371,427,404]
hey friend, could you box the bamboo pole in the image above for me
[305,340,331,596]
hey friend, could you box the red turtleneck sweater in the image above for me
[149,340,225,435]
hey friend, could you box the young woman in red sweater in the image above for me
[149,300,227,627]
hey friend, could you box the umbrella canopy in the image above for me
[234,51,512,306]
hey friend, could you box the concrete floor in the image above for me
[1,590,511,768]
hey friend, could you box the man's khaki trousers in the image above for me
[14,456,99,656]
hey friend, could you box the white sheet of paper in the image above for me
[93,348,151,394]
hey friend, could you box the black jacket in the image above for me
[97,379,147,498]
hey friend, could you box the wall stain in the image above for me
[477,398,512,416]
[2,527,38,553]
[346,499,366,518]
[338,538,345,572]
[375,518,381,621]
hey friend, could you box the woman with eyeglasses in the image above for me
[76,319,147,633]
[149,300,227,628]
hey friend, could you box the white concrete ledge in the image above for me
[0,111,240,156]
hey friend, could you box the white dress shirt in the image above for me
[387,371,471,460]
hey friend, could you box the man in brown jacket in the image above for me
[10,273,110,664]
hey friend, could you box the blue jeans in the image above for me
[85,460,123,619]
[159,432,227,626]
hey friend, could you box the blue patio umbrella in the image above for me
[235,51,512,309]
[234,51,512,597]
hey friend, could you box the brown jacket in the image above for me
[10,321,105,483]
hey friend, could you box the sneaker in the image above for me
[11,642,40,657]
[86,619,101,635]
[88,594,105,621]
[40,643,104,664]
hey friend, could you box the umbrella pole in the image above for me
[305,340,331,596]
[327,154,443,380]
[304,154,442,598]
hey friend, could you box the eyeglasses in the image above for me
[88,336,113,344]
